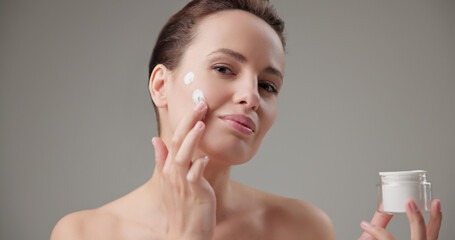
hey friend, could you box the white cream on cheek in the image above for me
[184,72,194,85]
[192,89,205,104]
[184,71,206,104]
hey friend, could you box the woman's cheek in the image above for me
[180,70,227,112]
[262,100,278,131]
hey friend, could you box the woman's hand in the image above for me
[152,102,216,240]
[358,199,442,240]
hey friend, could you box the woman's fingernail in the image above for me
[410,200,418,212]
[195,121,204,130]
[435,200,441,212]
[194,102,205,111]
[361,221,371,228]
[203,156,209,165]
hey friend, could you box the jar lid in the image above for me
[379,170,426,176]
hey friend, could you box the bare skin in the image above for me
[51,178,334,240]
[51,10,336,240]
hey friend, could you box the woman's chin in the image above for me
[198,134,258,166]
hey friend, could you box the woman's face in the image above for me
[165,10,285,165]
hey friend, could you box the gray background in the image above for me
[1,0,454,239]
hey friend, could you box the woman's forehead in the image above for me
[186,10,285,70]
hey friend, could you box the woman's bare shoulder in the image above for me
[266,196,336,240]
[235,182,336,240]
[50,208,121,240]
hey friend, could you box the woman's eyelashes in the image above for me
[259,82,278,94]
[212,65,234,75]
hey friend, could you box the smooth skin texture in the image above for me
[51,10,335,240]
[358,199,442,240]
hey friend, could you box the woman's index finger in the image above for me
[370,210,393,228]
[358,209,393,240]
[170,102,207,152]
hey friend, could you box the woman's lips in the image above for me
[219,115,256,135]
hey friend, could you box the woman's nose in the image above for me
[233,79,260,111]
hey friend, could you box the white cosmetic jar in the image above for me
[377,170,431,214]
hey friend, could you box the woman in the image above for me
[51,0,441,239]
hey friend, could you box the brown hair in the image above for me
[148,0,285,132]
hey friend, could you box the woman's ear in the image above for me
[149,64,168,108]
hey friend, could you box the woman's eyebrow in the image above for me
[208,48,283,81]
[265,67,283,82]
[208,48,247,63]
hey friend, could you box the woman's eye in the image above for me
[259,82,278,94]
[212,65,233,75]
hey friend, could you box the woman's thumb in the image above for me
[151,137,168,172]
